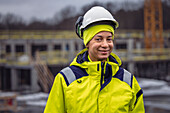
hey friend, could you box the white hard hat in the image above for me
[75,6,119,38]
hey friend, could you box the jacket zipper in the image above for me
[100,62,105,89]
[97,62,105,113]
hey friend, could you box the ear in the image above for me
[86,43,89,48]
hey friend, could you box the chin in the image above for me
[98,56,108,61]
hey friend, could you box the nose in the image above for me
[101,39,109,48]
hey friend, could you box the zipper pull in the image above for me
[101,62,105,68]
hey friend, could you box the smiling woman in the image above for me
[44,6,145,113]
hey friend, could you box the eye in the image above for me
[107,38,112,41]
[95,38,102,41]
[107,38,113,42]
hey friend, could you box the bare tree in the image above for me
[53,5,76,24]
[0,1,169,30]
[2,13,25,30]
[81,2,104,15]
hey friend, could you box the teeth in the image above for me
[99,50,109,51]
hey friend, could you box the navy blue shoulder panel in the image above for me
[59,66,88,86]
[113,67,124,81]
[69,65,88,79]
[113,67,133,88]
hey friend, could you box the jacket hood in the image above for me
[70,48,122,68]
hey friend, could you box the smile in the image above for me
[98,50,110,54]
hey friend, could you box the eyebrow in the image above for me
[95,35,113,38]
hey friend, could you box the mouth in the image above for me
[98,50,110,54]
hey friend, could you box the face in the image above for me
[86,31,114,62]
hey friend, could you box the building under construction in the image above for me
[0,0,170,93]
[0,30,170,92]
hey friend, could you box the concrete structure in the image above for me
[0,30,170,92]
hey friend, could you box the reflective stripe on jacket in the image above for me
[44,48,145,113]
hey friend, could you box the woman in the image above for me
[44,6,145,113]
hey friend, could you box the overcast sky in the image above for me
[0,0,142,22]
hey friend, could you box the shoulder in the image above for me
[59,66,88,86]
[113,67,133,88]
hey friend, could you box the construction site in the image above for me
[0,29,170,92]
[0,0,170,113]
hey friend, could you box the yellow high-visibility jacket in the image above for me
[44,48,145,113]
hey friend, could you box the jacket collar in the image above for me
[70,48,122,66]
[70,48,121,91]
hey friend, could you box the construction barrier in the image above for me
[0,92,17,112]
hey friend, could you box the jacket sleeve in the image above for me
[44,73,66,113]
[129,76,145,113]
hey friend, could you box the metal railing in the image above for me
[0,30,170,39]
[1,48,170,65]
